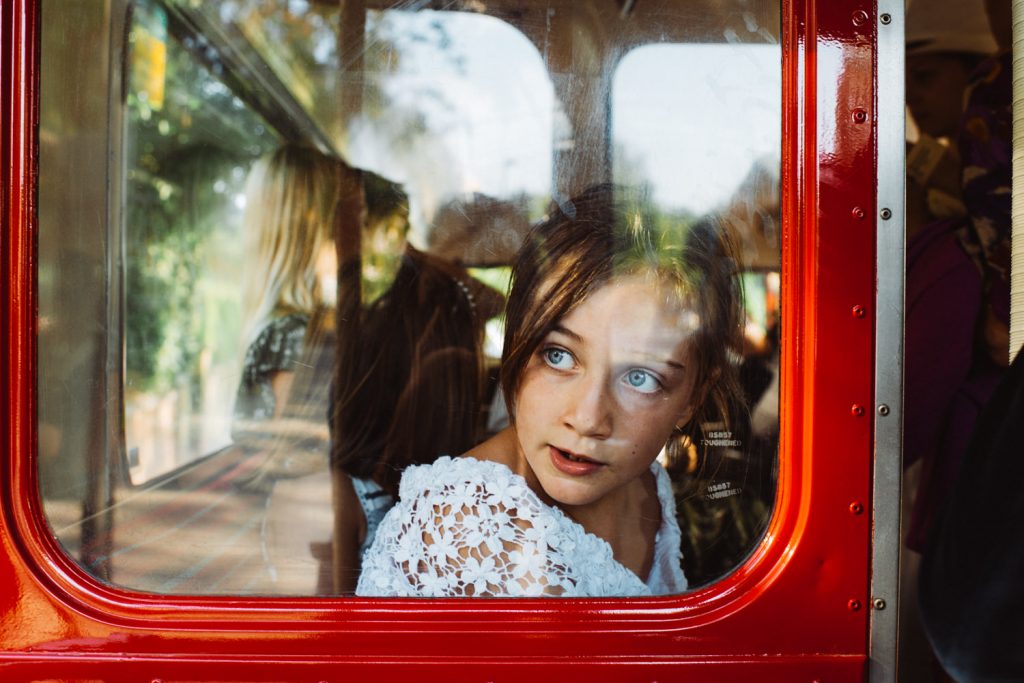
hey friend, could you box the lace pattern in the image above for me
[357,456,687,597]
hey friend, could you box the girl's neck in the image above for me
[557,472,658,569]
[465,428,659,579]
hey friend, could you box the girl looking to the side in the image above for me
[357,187,744,597]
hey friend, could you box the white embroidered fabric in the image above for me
[356,456,687,597]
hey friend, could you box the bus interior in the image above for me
[38,0,782,597]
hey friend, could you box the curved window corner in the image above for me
[38,0,781,600]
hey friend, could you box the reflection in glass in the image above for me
[358,188,742,597]
[38,0,780,595]
[123,1,281,486]
[613,42,781,588]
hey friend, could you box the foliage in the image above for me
[124,0,279,394]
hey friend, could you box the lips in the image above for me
[548,445,604,476]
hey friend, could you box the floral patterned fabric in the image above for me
[356,456,687,597]
[233,313,309,426]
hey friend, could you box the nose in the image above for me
[562,372,613,439]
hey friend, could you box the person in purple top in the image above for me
[903,0,1010,552]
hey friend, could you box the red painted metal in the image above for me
[1,0,878,677]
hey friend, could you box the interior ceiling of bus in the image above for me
[315,0,781,48]
[171,0,780,154]
[163,0,781,267]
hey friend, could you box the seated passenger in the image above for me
[229,145,361,593]
[232,145,495,594]
[357,187,745,597]
[233,145,362,434]
[329,241,498,593]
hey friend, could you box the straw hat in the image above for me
[906,0,998,55]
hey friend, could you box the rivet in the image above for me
[852,10,869,26]
[848,599,862,611]
[880,207,893,219]
[878,404,891,416]
[850,501,864,515]
[852,108,868,123]
[873,598,887,610]
[852,305,866,318]
[851,206,866,220]
[880,13,892,24]
[851,404,865,417]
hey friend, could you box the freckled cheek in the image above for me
[621,435,666,472]
[515,374,565,425]
[613,386,658,412]
[617,391,681,423]
[622,415,672,453]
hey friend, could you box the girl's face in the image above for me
[513,275,700,511]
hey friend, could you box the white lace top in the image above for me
[356,456,688,597]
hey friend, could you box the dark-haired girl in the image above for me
[358,189,744,597]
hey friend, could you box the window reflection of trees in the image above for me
[125,0,281,483]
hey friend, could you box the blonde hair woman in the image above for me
[233,145,363,425]
[233,144,493,595]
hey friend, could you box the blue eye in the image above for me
[542,347,574,370]
[623,368,660,394]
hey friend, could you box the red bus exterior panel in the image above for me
[1,0,879,678]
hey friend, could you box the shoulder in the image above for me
[397,456,533,508]
[648,460,688,594]
[256,313,309,347]
[245,313,310,369]
[402,454,516,483]
[359,457,572,597]
[907,221,975,277]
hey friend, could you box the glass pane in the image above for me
[123,1,282,485]
[612,42,781,586]
[38,0,780,596]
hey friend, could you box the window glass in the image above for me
[38,0,779,596]
[123,1,281,484]
[612,42,780,585]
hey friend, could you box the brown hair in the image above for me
[500,186,745,456]
[330,247,486,496]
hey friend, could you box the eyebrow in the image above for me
[550,325,687,371]
[635,352,686,371]
[661,357,687,371]
[550,324,584,344]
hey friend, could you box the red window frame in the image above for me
[1,0,881,678]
